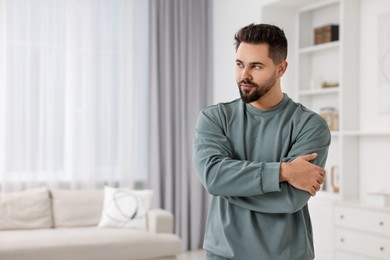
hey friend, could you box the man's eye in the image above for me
[236,63,244,68]
[253,64,262,70]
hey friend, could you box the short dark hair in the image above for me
[234,23,288,64]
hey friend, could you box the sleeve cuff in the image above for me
[260,162,282,193]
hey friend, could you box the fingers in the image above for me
[309,183,322,196]
[319,167,326,177]
[309,187,316,196]
[312,170,326,196]
[312,169,325,196]
[311,183,323,196]
[300,152,318,162]
[317,175,324,186]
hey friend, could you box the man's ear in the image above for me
[277,61,288,77]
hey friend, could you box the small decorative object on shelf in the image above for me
[321,81,339,88]
[319,107,339,131]
[321,169,328,191]
[330,165,340,193]
[314,24,339,45]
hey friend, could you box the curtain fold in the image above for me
[148,0,213,250]
[0,0,148,191]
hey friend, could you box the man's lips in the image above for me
[241,84,254,91]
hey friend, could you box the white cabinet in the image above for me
[308,197,334,260]
[334,202,390,260]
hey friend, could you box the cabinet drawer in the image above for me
[334,204,390,236]
[335,228,390,259]
[335,250,379,260]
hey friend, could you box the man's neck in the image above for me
[250,89,284,110]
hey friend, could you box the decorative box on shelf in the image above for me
[314,24,339,45]
[321,81,339,89]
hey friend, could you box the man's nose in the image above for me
[241,67,252,81]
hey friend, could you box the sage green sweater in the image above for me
[193,94,331,260]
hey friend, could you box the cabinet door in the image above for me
[309,198,334,258]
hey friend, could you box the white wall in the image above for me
[359,0,390,200]
[212,0,266,104]
[359,0,390,131]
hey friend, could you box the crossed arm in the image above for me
[193,111,331,214]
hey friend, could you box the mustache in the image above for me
[239,79,257,86]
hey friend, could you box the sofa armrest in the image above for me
[147,208,174,234]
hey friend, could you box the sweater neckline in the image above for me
[245,93,290,117]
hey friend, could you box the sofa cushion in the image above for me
[0,227,182,260]
[0,187,52,230]
[51,189,103,227]
[98,186,153,229]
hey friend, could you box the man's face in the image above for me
[235,43,278,103]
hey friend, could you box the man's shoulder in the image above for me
[287,98,319,116]
[202,98,242,116]
[286,99,329,128]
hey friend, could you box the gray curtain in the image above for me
[148,0,213,251]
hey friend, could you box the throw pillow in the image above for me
[98,186,153,229]
[51,189,104,227]
[0,187,53,230]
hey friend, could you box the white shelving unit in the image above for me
[262,0,360,259]
[263,0,360,201]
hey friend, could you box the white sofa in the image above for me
[0,187,182,260]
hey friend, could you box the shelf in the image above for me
[317,190,342,200]
[299,87,339,96]
[298,0,340,13]
[330,131,340,137]
[342,131,390,137]
[299,41,340,54]
[326,131,390,137]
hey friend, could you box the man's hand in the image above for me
[280,153,325,196]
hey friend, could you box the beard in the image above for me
[237,71,277,103]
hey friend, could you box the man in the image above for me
[193,23,331,260]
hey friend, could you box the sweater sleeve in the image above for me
[227,120,331,214]
[193,110,282,197]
